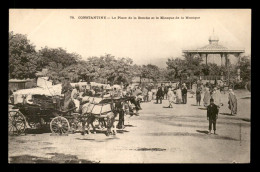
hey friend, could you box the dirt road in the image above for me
[8,90,250,163]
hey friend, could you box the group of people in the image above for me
[137,80,238,136]
[154,83,188,107]
[195,83,237,115]
[194,82,238,135]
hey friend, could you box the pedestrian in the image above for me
[182,83,188,104]
[211,87,222,107]
[167,88,174,108]
[142,86,148,102]
[133,87,142,110]
[164,85,169,99]
[116,101,125,129]
[156,86,163,104]
[228,89,237,115]
[207,98,219,135]
[152,89,157,100]
[203,87,211,107]
[176,87,182,104]
[148,89,153,102]
[196,85,202,106]
[161,84,165,99]
[173,90,177,104]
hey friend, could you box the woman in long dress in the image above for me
[148,90,153,102]
[176,87,182,104]
[203,87,211,107]
[228,89,237,115]
[211,87,222,107]
[167,88,174,108]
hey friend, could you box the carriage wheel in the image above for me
[50,116,70,134]
[8,111,26,136]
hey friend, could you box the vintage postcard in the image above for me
[8,9,251,163]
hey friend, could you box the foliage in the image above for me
[237,56,251,82]
[9,32,250,89]
[38,47,81,81]
[141,64,161,81]
[58,54,137,84]
[9,32,38,79]
[166,57,186,80]
[200,63,224,76]
[184,54,203,76]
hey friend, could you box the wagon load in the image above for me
[12,84,62,104]
[9,84,74,136]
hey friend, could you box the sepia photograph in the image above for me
[8,9,251,163]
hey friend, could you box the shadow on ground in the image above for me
[25,127,51,134]
[146,131,238,141]
[9,153,98,163]
[196,130,209,134]
[240,97,251,99]
[116,130,129,133]
[241,118,251,122]
[191,104,200,106]
[124,125,135,127]
[129,148,166,151]
[163,106,172,108]
[219,113,233,116]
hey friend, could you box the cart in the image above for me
[8,94,77,136]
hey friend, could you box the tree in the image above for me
[141,64,161,82]
[38,47,80,69]
[79,54,137,84]
[37,47,81,82]
[9,32,38,79]
[184,54,203,76]
[166,57,186,81]
[237,56,251,82]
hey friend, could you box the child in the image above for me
[207,98,219,135]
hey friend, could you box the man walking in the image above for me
[156,86,163,104]
[207,98,219,135]
[196,85,202,106]
[164,85,169,100]
[182,83,188,104]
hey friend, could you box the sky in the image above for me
[9,9,251,67]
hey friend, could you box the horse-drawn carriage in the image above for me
[8,94,78,136]
[8,89,138,136]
